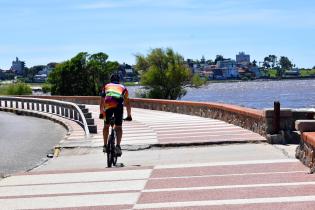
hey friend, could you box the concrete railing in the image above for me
[0,96,90,137]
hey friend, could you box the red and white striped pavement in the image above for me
[59,106,265,148]
[1,159,315,209]
[3,105,309,209]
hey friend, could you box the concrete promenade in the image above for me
[1,105,314,209]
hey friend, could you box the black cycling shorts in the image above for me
[105,105,123,126]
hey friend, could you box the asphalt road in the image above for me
[0,111,67,177]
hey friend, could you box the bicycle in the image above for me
[106,116,118,168]
[106,115,132,168]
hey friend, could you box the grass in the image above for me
[300,69,315,77]
[0,82,32,95]
[123,81,140,86]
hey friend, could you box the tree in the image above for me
[214,55,224,64]
[252,60,257,67]
[25,65,45,82]
[263,56,271,69]
[135,48,191,100]
[48,52,118,95]
[279,56,293,70]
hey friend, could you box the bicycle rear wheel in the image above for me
[107,135,117,167]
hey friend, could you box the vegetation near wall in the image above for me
[0,82,32,95]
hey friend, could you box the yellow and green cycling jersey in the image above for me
[101,83,129,110]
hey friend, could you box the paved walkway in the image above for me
[0,159,313,209]
[59,105,266,148]
[2,106,314,209]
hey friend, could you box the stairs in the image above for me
[78,104,97,133]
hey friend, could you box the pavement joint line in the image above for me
[133,195,315,209]
[0,190,142,200]
[55,141,267,151]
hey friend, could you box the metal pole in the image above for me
[273,101,280,134]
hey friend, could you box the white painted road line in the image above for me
[0,180,147,197]
[154,159,299,169]
[149,170,307,180]
[143,181,315,193]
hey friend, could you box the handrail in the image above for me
[0,96,90,137]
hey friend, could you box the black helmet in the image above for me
[110,74,120,83]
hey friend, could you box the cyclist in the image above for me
[99,74,132,156]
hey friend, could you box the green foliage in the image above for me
[135,48,191,100]
[279,56,293,70]
[263,55,278,69]
[300,69,315,77]
[0,71,15,80]
[48,52,119,95]
[0,82,32,95]
[214,55,224,64]
[25,65,45,81]
[123,82,139,86]
[42,83,52,93]
[191,74,205,87]
[265,69,277,78]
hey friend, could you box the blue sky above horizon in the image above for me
[0,0,314,69]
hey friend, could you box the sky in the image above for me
[0,0,314,69]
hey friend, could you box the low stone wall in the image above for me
[129,98,266,136]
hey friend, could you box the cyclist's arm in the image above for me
[124,89,131,118]
[125,98,131,118]
[99,88,106,115]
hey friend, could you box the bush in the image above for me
[42,83,52,93]
[0,83,32,95]
[191,74,205,87]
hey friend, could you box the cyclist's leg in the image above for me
[113,105,123,155]
[103,109,114,151]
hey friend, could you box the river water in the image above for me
[128,79,315,109]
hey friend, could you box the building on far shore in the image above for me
[10,57,25,75]
[236,52,250,66]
